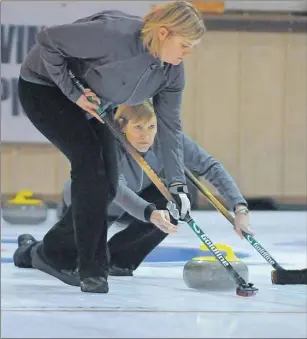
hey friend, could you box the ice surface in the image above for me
[1,210,306,338]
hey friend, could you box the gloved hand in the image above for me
[234,205,254,239]
[167,183,191,221]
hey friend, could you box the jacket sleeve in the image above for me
[152,64,186,186]
[62,179,72,206]
[113,174,156,222]
[36,20,116,102]
[182,134,247,210]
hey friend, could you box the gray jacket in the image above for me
[20,10,186,185]
[63,133,247,222]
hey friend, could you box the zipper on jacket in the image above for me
[123,65,153,104]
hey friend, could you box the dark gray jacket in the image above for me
[63,133,247,222]
[20,10,186,185]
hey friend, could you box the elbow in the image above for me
[36,27,55,51]
[36,28,47,45]
[200,160,223,180]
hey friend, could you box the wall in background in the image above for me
[1,2,306,201]
[181,31,306,199]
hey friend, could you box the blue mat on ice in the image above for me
[1,238,250,263]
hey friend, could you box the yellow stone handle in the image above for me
[193,243,240,262]
[8,190,43,205]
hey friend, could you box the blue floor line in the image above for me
[1,238,250,263]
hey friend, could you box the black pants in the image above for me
[108,184,172,270]
[18,78,118,279]
[17,185,171,271]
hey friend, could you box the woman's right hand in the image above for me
[76,88,104,123]
[150,210,178,234]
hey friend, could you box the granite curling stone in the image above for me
[183,243,249,291]
[2,190,48,225]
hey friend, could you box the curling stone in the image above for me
[183,243,249,291]
[2,190,48,225]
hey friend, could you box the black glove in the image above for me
[167,183,191,221]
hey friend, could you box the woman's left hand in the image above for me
[234,205,254,239]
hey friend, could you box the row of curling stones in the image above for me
[183,243,248,291]
[2,190,48,225]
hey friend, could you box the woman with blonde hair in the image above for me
[17,1,205,293]
[14,101,253,283]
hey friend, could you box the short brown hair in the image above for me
[115,100,156,130]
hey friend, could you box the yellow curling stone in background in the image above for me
[183,243,249,290]
[2,190,48,225]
